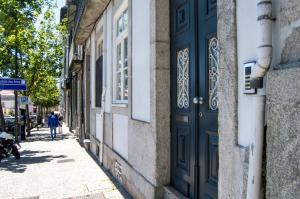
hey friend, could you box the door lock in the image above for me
[193,97,204,105]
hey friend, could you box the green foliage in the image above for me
[22,7,66,96]
[31,76,60,108]
[0,0,67,108]
[0,0,44,75]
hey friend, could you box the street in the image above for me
[0,125,132,199]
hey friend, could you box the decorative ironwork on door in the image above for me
[208,37,219,111]
[177,48,190,109]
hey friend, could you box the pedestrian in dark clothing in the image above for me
[48,111,59,140]
[58,115,63,133]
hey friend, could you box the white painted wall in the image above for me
[2,100,14,109]
[236,0,283,146]
[90,31,96,109]
[96,113,103,141]
[113,114,128,160]
[105,3,113,113]
[237,0,259,146]
[131,0,151,122]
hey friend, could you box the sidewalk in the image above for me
[0,125,132,199]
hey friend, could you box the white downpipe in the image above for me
[246,96,265,199]
[250,0,273,88]
[246,1,272,199]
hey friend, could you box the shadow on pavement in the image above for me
[0,150,68,173]
[24,129,75,143]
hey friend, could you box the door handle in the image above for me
[193,97,204,105]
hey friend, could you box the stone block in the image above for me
[266,67,300,199]
[150,0,170,42]
[104,113,113,148]
[279,0,300,27]
[90,109,96,136]
[281,27,300,65]
[152,68,171,186]
[103,144,156,199]
[151,42,170,70]
[128,120,156,185]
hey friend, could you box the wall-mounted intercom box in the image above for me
[243,62,256,94]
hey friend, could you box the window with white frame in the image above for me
[113,7,128,103]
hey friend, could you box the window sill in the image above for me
[112,103,128,108]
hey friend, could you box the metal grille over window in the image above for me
[177,48,189,109]
[208,37,219,111]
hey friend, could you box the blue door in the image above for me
[171,0,218,198]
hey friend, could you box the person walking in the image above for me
[48,111,59,141]
[58,114,63,134]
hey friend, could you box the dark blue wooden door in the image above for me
[171,0,218,198]
[197,0,218,198]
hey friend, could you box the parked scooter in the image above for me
[0,131,21,162]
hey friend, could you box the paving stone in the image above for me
[0,125,132,199]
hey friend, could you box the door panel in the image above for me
[198,0,218,198]
[171,0,196,198]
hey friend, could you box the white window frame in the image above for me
[113,1,128,104]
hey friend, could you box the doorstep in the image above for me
[164,185,188,199]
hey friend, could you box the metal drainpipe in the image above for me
[247,1,272,199]
[250,0,273,88]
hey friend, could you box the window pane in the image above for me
[117,9,128,36]
[124,38,128,67]
[117,43,122,71]
[123,38,128,100]
[117,16,123,36]
[124,68,128,100]
[117,71,122,100]
[96,57,103,107]
[123,10,128,31]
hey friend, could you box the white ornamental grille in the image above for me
[177,48,190,109]
[208,37,219,111]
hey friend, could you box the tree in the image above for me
[20,7,66,135]
[0,0,45,140]
[31,76,60,109]
[0,0,65,137]
[0,0,46,75]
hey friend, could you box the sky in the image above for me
[54,0,65,24]
[35,0,65,28]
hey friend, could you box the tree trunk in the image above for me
[26,103,31,136]
[0,94,6,131]
[37,105,42,130]
[14,47,19,142]
[41,106,44,126]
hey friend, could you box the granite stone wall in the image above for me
[266,67,300,199]
[281,27,300,65]
[279,0,300,27]
[217,0,248,198]
[265,1,300,198]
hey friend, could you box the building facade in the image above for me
[61,0,300,198]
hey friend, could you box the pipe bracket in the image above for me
[257,1,272,6]
[258,15,273,21]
